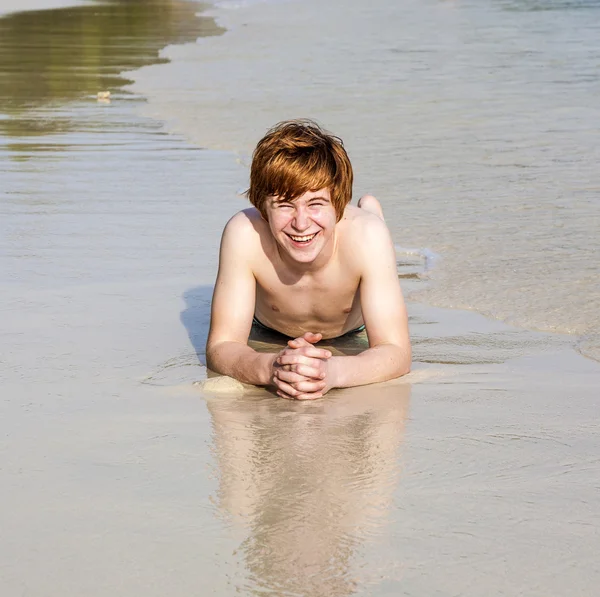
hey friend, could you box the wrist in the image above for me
[259,352,278,386]
[328,356,345,389]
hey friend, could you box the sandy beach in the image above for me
[1,0,600,595]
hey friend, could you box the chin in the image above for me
[291,251,320,263]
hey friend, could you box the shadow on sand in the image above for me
[180,285,214,364]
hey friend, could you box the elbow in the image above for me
[374,343,411,381]
[205,352,216,373]
[205,340,222,373]
[393,359,411,379]
[395,347,412,378]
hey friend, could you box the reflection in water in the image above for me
[0,0,223,139]
[207,384,410,595]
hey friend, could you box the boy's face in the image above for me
[265,188,338,264]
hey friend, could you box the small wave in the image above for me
[394,246,439,281]
[395,246,439,270]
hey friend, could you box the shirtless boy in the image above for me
[206,120,411,400]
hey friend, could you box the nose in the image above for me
[292,207,310,231]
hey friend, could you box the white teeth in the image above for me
[290,233,316,242]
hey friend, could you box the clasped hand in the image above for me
[271,332,334,400]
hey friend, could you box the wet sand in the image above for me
[1,1,600,596]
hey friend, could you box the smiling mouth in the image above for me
[287,232,318,244]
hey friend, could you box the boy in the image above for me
[206,120,411,399]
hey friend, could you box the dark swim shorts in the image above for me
[252,316,365,338]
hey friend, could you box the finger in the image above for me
[295,391,323,401]
[279,347,332,360]
[273,377,299,398]
[278,352,330,366]
[297,346,331,359]
[293,363,326,379]
[287,337,311,349]
[276,369,311,384]
[277,355,323,369]
[276,390,295,400]
[287,332,323,349]
[291,379,327,393]
[278,362,324,380]
[278,354,325,368]
[303,332,322,343]
[281,344,331,357]
[277,385,322,400]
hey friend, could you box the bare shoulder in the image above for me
[221,208,269,258]
[224,207,264,238]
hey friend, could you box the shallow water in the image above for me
[0,0,222,139]
[131,0,600,362]
[1,1,600,596]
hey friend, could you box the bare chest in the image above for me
[254,265,362,338]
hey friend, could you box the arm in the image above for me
[206,213,332,389]
[276,216,411,398]
[330,216,411,387]
[206,212,275,385]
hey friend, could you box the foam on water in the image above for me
[130,0,600,361]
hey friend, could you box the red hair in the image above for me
[247,120,353,222]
